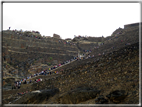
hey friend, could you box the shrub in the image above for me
[49,57,52,60]
[48,63,51,66]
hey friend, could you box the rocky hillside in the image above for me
[2,22,140,80]
[3,42,139,104]
[2,30,78,79]
[73,22,140,52]
[2,22,140,104]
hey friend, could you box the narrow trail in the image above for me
[3,59,77,94]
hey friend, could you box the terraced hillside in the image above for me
[89,23,139,57]
[72,23,139,53]
[3,42,139,104]
[2,22,139,79]
[2,31,78,78]
[2,22,140,104]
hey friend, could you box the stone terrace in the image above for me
[2,31,78,77]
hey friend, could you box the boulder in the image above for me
[13,88,59,104]
[57,87,100,104]
[95,95,108,104]
[106,90,128,103]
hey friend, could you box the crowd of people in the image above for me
[12,56,80,90]
[10,27,132,91]
[11,48,97,90]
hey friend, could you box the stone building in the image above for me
[124,22,142,29]
[53,34,61,39]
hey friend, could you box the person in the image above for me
[88,55,90,58]
[14,84,16,89]
[18,85,20,89]
[44,70,46,75]
[27,81,30,84]
[18,93,21,95]
[24,80,26,84]
[36,79,38,82]
[17,81,19,86]
[40,78,42,81]
[42,71,44,75]
[9,27,11,30]
[19,81,21,85]
[44,71,47,76]
[38,78,40,82]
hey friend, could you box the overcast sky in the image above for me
[3,3,140,39]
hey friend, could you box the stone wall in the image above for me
[53,33,60,39]
[2,31,79,77]
[87,37,103,42]
[124,22,142,29]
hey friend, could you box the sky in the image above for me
[2,3,140,39]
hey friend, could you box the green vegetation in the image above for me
[7,63,10,66]
[49,57,52,60]
[48,62,51,66]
